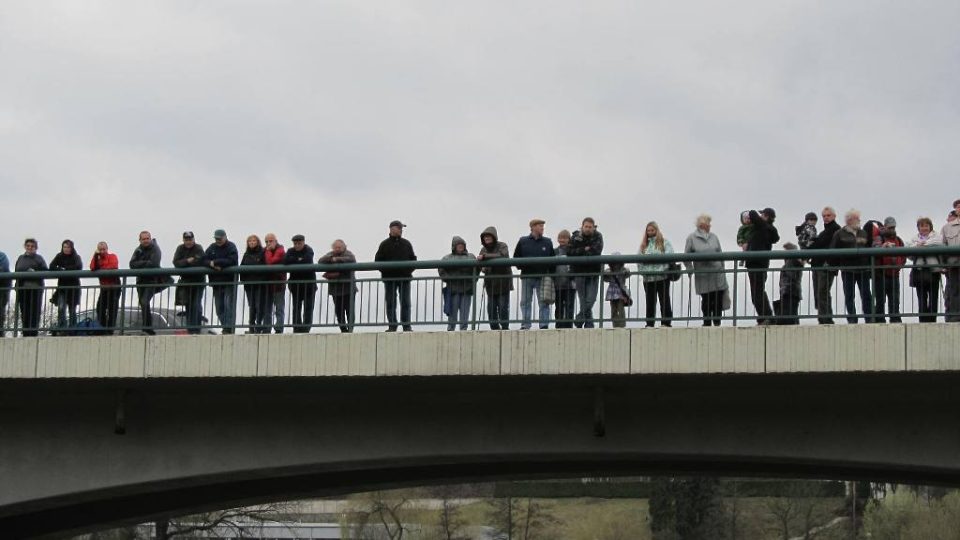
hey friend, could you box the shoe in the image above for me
[386,327,398,332]
[403,326,413,332]
[143,329,156,336]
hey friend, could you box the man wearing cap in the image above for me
[284,234,316,333]
[173,231,207,334]
[513,218,556,329]
[204,229,239,334]
[874,217,905,323]
[746,208,779,324]
[375,220,417,332]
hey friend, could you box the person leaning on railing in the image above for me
[941,200,960,322]
[683,214,729,327]
[263,233,286,335]
[478,226,512,330]
[0,249,10,337]
[438,236,475,332]
[284,234,316,334]
[908,217,943,323]
[513,219,555,330]
[638,221,674,328]
[874,217,906,324]
[129,232,160,335]
[172,232,206,334]
[15,239,48,337]
[318,239,357,333]
[90,241,120,335]
[240,235,269,334]
[567,217,604,329]
[810,207,840,324]
[830,210,874,324]
[553,230,576,329]
[49,239,83,332]
[204,229,239,335]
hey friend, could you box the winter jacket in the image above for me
[876,235,906,277]
[638,239,674,283]
[796,223,818,249]
[240,247,267,284]
[683,230,728,295]
[130,240,161,286]
[439,236,477,295]
[745,210,780,269]
[0,251,10,292]
[318,249,357,297]
[941,221,960,266]
[264,244,287,292]
[809,220,841,269]
[284,245,317,292]
[554,245,574,290]
[15,253,47,289]
[479,227,513,295]
[513,234,555,275]
[204,241,239,285]
[90,252,120,287]
[909,232,943,269]
[172,244,206,284]
[50,251,84,306]
[603,267,631,301]
[375,236,417,279]
[567,229,604,275]
[829,226,869,269]
[779,258,804,299]
[737,224,753,248]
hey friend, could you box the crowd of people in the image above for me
[1,200,959,337]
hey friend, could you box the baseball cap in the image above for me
[883,217,897,227]
[389,220,406,228]
[182,231,195,239]
[291,234,305,242]
[214,229,227,239]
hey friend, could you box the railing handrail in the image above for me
[1,246,958,280]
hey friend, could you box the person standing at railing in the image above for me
[810,207,841,324]
[172,232,206,334]
[240,235,269,334]
[775,243,803,325]
[0,250,10,337]
[638,222,674,328]
[941,200,960,322]
[874,218,905,323]
[263,234,287,334]
[90,242,120,335]
[514,219,555,330]
[553,230,576,329]
[285,234,316,333]
[15,239,47,337]
[439,236,475,331]
[908,217,943,323]
[478,226,512,330]
[129,232,161,335]
[745,209,779,325]
[204,229,239,335]
[684,214,729,326]
[376,220,417,332]
[603,255,631,328]
[567,217,604,329]
[49,240,83,333]
[318,239,357,333]
[830,210,874,324]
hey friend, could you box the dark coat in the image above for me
[318,249,357,297]
[745,211,780,269]
[173,244,207,284]
[513,234,555,275]
[240,247,267,284]
[49,251,83,306]
[15,253,47,289]
[567,229,604,275]
[439,236,477,295]
[830,226,869,269]
[810,220,841,269]
[284,245,317,293]
[375,236,417,279]
[204,241,239,285]
[479,227,513,295]
[130,240,162,287]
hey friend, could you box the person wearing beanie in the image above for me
[874,217,905,323]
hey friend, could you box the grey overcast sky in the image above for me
[1,1,958,264]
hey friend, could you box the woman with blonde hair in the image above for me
[240,234,269,333]
[638,222,674,327]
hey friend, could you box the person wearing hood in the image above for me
[15,238,47,337]
[439,236,476,331]
[477,226,512,330]
[318,239,357,333]
[375,220,417,332]
[130,231,161,335]
[941,199,960,322]
[567,217,604,328]
[810,207,841,324]
[513,218,555,329]
[684,214,729,326]
[204,229,239,334]
[0,249,10,337]
[91,241,121,335]
[173,231,206,334]
[553,230,576,329]
[285,234,317,333]
[240,235,269,334]
[49,239,83,331]
[746,208,779,324]
[796,212,818,249]
[830,209,873,324]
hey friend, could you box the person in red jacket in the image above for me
[263,233,287,334]
[90,241,120,334]
[874,217,906,323]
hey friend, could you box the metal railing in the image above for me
[1,246,958,336]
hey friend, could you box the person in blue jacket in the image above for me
[513,218,555,329]
[204,229,239,334]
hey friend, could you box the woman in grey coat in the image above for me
[684,214,729,326]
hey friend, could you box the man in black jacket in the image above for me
[746,208,779,324]
[567,217,604,328]
[809,206,841,324]
[284,234,317,333]
[375,220,417,332]
[204,229,239,334]
[173,231,207,334]
[130,231,161,335]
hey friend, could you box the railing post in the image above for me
[731,262,739,327]
[597,268,605,329]
[118,276,127,335]
[470,266,479,331]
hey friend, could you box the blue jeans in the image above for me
[265,289,285,333]
[56,295,77,330]
[447,292,472,331]
[574,275,599,328]
[486,292,510,330]
[384,280,412,329]
[182,283,204,334]
[841,270,873,324]
[520,277,550,329]
[873,273,901,323]
[212,284,237,334]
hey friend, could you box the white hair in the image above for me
[695,214,712,229]
[845,208,861,222]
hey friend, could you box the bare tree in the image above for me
[345,492,411,540]
[487,497,555,540]
[153,502,294,540]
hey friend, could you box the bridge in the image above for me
[2,324,960,537]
